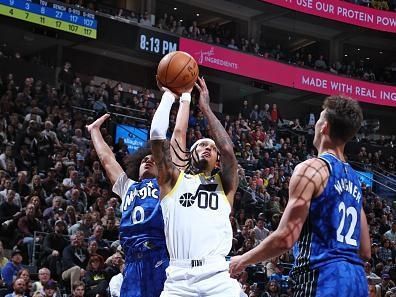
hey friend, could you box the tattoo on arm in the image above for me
[205,110,238,196]
[151,139,178,186]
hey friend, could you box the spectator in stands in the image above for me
[87,240,98,257]
[104,251,123,279]
[103,219,119,242]
[269,104,282,126]
[227,38,239,50]
[69,281,85,297]
[62,171,79,191]
[0,189,20,231]
[66,188,85,214]
[83,254,108,297]
[42,197,62,221]
[17,202,42,262]
[29,175,47,204]
[61,234,89,289]
[314,55,327,70]
[140,11,152,26]
[0,241,8,270]
[1,249,23,288]
[263,280,281,297]
[0,145,14,171]
[12,171,30,199]
[89,225,110,258]
[72,129,89,154]
[69,213,93,237]
[379,239,393,263]
[38,279,60,297]
[58,62,75,96]
[241,100,250,119]
[42,121,60,148]
[0,178,21,209]
[126,11,138,22]
[4,278,27,297]
[265,256,284,279]
[109,263,124,297]
[41,221,69,280]
[381,273,395,294]
[16,268,32,296]
[32,268,51,295]
[253,218,270,242]
[384,222,396,243]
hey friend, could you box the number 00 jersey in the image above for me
[113,173,166,255]
[292,153,364,273]
[161,171,232,260]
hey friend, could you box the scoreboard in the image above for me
[0,0,97,39]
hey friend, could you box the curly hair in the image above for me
[322,95,363,142]
[122,146,152,181]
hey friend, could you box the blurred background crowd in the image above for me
[0,0,395,297]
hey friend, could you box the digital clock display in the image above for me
[0,0,97,39]
[137,28,178,56]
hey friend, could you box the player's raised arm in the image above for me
[195,77,238,203]
[150,87,183,198]
[86,114,124,185]
[170,90,190,169]
[229,158,326,275]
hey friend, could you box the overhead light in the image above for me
[344,54,348,57]
[196,13,200,17]
[173,7,177,10]
[357,48,360,51]
[179,19,183,22]
[379,51,383,54]
[366,57,370,60]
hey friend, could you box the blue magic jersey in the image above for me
[113,173,166,255]
[292,153,364,273]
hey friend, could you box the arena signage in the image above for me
[179,38,396,107]
[260,0,396,33]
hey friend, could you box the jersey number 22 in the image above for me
[336,202,358,246]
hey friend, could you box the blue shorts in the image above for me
[291,261,368,297]
[121,248,169,297]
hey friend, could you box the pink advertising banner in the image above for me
[179,38,396,107]
[260,0,396,33]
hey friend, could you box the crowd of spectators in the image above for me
[0,51,395,297]
[40,0,395,86]
[344,0,396,11]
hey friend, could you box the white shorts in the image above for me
[160,256,246,297]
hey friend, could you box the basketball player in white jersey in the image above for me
[150,77,245,297]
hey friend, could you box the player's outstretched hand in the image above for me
[229,255,248,277]
[86,113,110,133]
[195,77,210,113]
[156,75,179,99]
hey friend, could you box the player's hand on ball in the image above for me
[195,77,210,113]
[229,255,247,277]
[86,113,110,133]
[156,75,179,99]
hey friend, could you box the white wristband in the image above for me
[180,93,191,103]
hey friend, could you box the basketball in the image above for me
[157,51,199,95]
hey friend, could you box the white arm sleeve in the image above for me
[112,172,135,212]
[150,91,175,140]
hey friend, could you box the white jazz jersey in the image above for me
[161,171,233,260]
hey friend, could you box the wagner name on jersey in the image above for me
[161,171,233,260]
[292,153,363,275]
[113,173,166,255]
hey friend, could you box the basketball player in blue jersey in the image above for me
[230,95,371,297]
[86,92,190,297]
